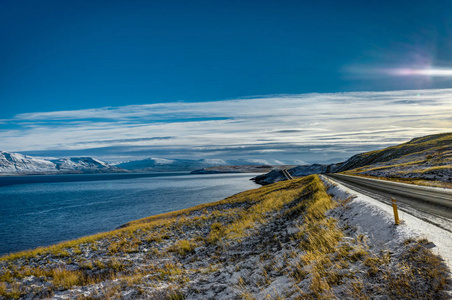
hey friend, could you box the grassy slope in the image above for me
[0,176,449,299]
[339,132,452,186]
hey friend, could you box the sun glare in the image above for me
[388,68,452,77]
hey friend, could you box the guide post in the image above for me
[391,197,400,225]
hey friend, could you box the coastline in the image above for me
[0,173,259,256]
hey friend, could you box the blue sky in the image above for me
[1,1,452,163]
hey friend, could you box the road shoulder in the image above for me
[323,175,452,271]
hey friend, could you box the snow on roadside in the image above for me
[321,175,452,271]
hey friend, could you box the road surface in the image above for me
[282,169,293,180]
[325,174,452,232]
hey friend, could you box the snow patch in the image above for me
[322,175,452,270]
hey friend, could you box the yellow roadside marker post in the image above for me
[391,197,400,225]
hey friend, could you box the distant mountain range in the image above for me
[0,151,296,175]
[190,165,296,174]
[114,158,297,172]
[3,132,450,181]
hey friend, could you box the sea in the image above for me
[0,172,259,256]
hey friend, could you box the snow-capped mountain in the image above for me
[115,158,187,171]
[49,157,119,172]
[115,157,291,172]
[0,151,56,174]
[0,151,120,174]
[0,151,305,175]
[115,158,208,172]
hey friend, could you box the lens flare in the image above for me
[388,68,452,77]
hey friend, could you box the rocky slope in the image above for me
[0,151,121,175]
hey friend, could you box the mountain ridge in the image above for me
[114,158,298,172]
[0,151,122,175]
[254,132,452,185]
[0,152,296,175]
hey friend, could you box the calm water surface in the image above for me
[0,173,259,255]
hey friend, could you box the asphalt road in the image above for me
[325,174,452,230]
[282,169,293,180]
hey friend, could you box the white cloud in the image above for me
[255,149,286,153]
[1,89,452,161]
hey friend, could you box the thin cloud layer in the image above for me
[1,89,452,163]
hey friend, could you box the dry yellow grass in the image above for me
[169,240,194,255]
[338,132,452,181]
[0,174,449,299]
[51,268,83,289]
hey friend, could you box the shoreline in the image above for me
[0,173,259,256]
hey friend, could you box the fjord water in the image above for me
[0,173,259,255]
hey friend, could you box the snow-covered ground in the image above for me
[322,175,452,270]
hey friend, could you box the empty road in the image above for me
[325,174,452,231]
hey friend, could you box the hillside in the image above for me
[0,175,449,299]
[254,132,452,185]
[340,132,452,183]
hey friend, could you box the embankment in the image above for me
[0,175,450,299]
